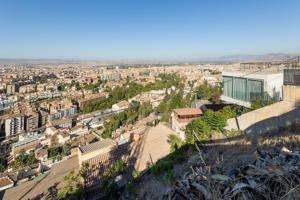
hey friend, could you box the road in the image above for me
[2,156,79,200]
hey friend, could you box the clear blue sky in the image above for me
[1,0,300,60]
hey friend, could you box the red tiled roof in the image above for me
[174,108,202,116]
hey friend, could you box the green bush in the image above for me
[132,169,141,180]
[169,150,184,163]
[150,159,173,176]
[220,106,236,119]
[185,118,211,144]
[10,153,38,170]
[57,170,85,200]
[202,110,226,132]
[163,170,176,184]
[168,134,184,153]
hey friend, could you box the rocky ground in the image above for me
[121,130,300,200]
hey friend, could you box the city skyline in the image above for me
[1,0,300,60]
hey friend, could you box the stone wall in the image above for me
[226,85,300,136]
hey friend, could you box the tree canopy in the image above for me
[82,73,181,113]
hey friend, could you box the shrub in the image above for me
[202,110,227,132]
[220,106,236,119]
[150,159,173,176]
[168,134,184,153]
[164,170,176,184]
[185,118,211,144]
[132,169,140,180]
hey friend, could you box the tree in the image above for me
[79,163,90,185]
[57,171,85,200]
[168,134,183,153]
[210,91,221,103]
[0,164,5,172]
[202,110,227,132]
[82,73,182,113]
[195,81,222,102]
[62,144,71,156]
[10,153,38,170]
[138,102,153,119]
[185,118,211,144]
[220,106,236,119]
[48,147,61,158]
[57,84,66,91]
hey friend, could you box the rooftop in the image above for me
[174,108,202,116]
[12,135,40,149]
[222,70,283,76]
[79,139,116,154]
[115,100,129,108]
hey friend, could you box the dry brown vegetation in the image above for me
[126,130,300,200]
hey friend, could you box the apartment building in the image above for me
[19,84,36,94]
[51,118,73,129]
[0,97,15,111]
[43,99,77,121]
[100,71,121,81]
[24,112,39,132]
[78,93,107,109]
[6,84,16,95]
[4,115,25,137]
[11,135,41,158]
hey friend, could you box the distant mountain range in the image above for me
[210,53,297,62]
[0,53,298,65]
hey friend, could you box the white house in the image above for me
[112,100,129,113]
[222,71,283,107]
[57,132,70,144]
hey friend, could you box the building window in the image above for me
[233,78,247,101]
[223,76,233,98]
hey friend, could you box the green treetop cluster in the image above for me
[82,73,182,113]
[101,101,153,138]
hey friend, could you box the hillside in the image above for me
[120,130,300,199]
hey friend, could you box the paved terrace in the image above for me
[134,123,176,171]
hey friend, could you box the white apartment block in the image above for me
[5,115,25,137]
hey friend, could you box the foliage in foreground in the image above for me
[185,107,230,144]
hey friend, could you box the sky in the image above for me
[0,0,300,60]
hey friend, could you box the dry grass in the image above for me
[163,131,300,200]
[124,130,300,199]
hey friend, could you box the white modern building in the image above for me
[221,71,283,107]
[5,115,25,137]
[0,97,15,111]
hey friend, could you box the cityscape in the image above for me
[0,1,300,200]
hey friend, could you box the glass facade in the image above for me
[233,78,247,101]
[223,76,233,98]
[248,79,263,101]
[223,76,263,102]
